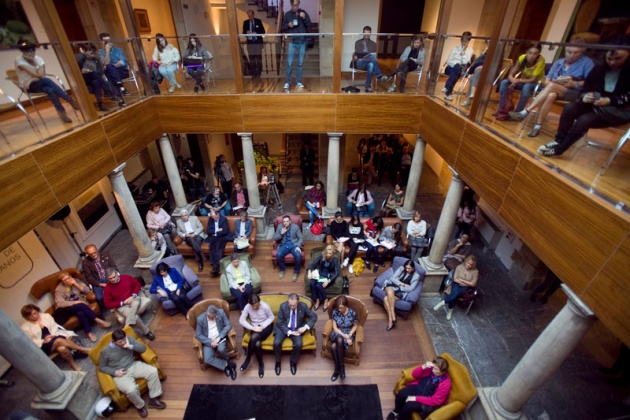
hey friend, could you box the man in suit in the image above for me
[273,293,317,375]
[273,215,303,281]
[82,244,118,308]
[232,210,253,253]
[206,210,232,276]
[195,305,237,380]
[243,9,266,78]
[176,209,207,272]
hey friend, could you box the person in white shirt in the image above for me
[442,31,473,101]
[152,33,181,93]
[238,294,274,377]
[407,211,427,262]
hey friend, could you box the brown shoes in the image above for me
[149,398,167,409]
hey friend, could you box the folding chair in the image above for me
[0,87,44,143]
[121,67,140,95]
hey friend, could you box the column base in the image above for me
[463,387,527,420]
[171,203,197,218]
[32,371,85,410]
[419,256,449,293]
[396,207,416,220]
[133,250,165,269]
[323,206,341,218]
[248,206,268,238]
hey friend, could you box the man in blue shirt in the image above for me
[508,39,595,137]
[99,32,131,96]
[281,0,311,90]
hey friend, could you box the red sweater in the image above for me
[103,274,141,309]
[407,366,451,406]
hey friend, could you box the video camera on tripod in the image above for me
[268,172,275,184]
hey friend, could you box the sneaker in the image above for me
[283,82,290,90]
[296,82,305,88]
[380,75,390,83]
[168,85,175,93]
[462,98,472,107]
[446,308,453,320]
[365,261,371,270]
[508,111,527,121]
[120,87,130,96]
[306,223,312,229]
[365,86,372,93]
[176,83,182,89]
[292,273,298,282]
[538,141,558,152]
[97,103,110,112]
[441,87,447,93]
[117,99,126,107]
[200,83,206,91]
[194,85,199,93]
[387,84,396,93]
[278,271,285,279]
[342,258,349,268]
[348,265,353,274]
[538,147,562,157]
[444,95,453,101]
[527,126,541,137]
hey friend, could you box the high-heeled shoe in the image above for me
[392,319,397,327]
[331,371,339,382]
[386,323,395,331]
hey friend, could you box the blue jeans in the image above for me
[305,202,320,225]
[277,242,301,273]
[346,202,375,217]
[285,42,306,84]
[355,55,384,88]
[104,64,129,86]
[158,64,178,86]
[444,283,470,309]
[498,80,537,112]
[230,283,253,311]
[186,66,204,85]
[28,78,71,111]
[444,64,463,95]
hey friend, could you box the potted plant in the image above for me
[237,151,280,184]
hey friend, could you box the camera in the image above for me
[268,173,275,184]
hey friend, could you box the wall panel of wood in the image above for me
[418,99,465,164]
[336,95,423,133]
[241,95,337,132]
[156,96,244,133]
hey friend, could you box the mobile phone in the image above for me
[593,92,601,101]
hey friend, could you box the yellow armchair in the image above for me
[321,295,368,366]
[88,326,166,411]
[187,298,240,371]
[393,353,478,420]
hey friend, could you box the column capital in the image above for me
[561,284,595,319]
[109,163,127,177]
[327,132,344,138]
[449,166,461,180]
[237,132,253,138]
[159,133,170,140]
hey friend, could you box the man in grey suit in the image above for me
[232,210,253,253]
[273,293,317,376]
[273,215,303,281]
[176,210,207,273]
[195,305,237,379]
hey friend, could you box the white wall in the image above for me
[540,0,579,63]
[282,0,320,24]
[342,0,381,75]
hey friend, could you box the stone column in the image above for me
[158,134,193,216]
[480,286,596,419]
[323,132,343,218]
[419,169,463,293]
[238,133,267,235]
[109,163,163,268]
[0,309,93,417]
[398,135,426,220]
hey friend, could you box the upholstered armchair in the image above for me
[271,214,306,269]
[371,256,424,319]
[149,254,203,314]
[303,247,344,298]
[218,254,262,310]
[186,299,240,371]
[320,295,368,366]
[88,326,166,411]
[30,268,100,331]
[393,353,478,420]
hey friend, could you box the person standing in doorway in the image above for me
[243,9,266,78]
[281,0,312,91]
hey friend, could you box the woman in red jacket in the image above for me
[387,357,452,420]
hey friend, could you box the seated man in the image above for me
[195,305,237,380]
[508,39,595,137]
[103,268,155,341]
[273,293,317,376]
[81,244,118,308]
[273,215,303,281]
[442,233,472,272]
[99,329,166,417]
[144,176,169,199]
[442,32,473,101]
[99,32,131,96]
[76,43,125,111]
[353,26,389,92]
[176,209,207,273]
[225,254,253,311]
[230,182,249,213]
[206,210,232,276]
[232,210,253,253]
[201,186,229,217]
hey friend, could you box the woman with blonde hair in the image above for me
[307,244,340,311]
[434,255,479,320]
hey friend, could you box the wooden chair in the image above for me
[186,298,240,371]
[393,353,478,420]
[88,326,166,411]
[320,295,368,366]
[271,214,306,269]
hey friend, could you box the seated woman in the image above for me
[497,43,545,115]
[54,271,111,342]
[442,32,474,101]
[379,223,405,264]
[183,33,213,93]
[387,357,452,420]
[346,183,375,217]
[153,33,181,93]
[239,294,274,378]
[330,211,349,266]
[346,214,365,275]
[225,254,253,311]
[258,166,272,205]
[147,228,171,258]
[386,35,426,93]
[364,216,384,273]
[232,210,253,253]
[305,180,326,229]
[146,201,177,256]
[328,296,358,382]
[21,304,91,372]
[433,255,479,320]
[201,186,230,216]
[407,211,427,263]
[382,259,421,331]
[150,262,194,317]
[308,244,340,311]
[538,37,630,157]
[383,184,405,217]
[461,39,489,107]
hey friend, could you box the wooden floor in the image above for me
[109,240,436,419]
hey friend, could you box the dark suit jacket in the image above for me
[233,218,253,238]
[274,301,317,337]
[243,18,266,44]
[206,215,231,239]
[230,188,250,209]
[81,251,118,288]
[195,308,231,346]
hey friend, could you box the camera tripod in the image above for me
[265,181,283,214]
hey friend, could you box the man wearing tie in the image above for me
[206,210,232,276]
[273,293,317,376]
[243,9,266,78]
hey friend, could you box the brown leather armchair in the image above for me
[186,298,240,371]
[321,295,368,366]
[30,268,100,331]
[88,326,166,411]
[393,353,478,420]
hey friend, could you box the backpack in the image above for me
[352,258,365,276]
[495,85,514,120]
[310,218,324,235]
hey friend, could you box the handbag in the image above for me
[310,219,324,235]
[592,105,630,125]
[495,85,514,120]
[234,237,250,250]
